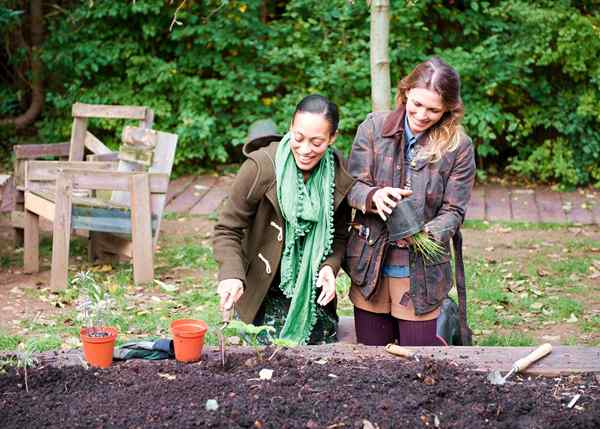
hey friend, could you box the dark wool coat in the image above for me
[213,140,354,323]
[344,107,476,315]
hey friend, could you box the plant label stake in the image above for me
[219,307,233,367]
[487,343,552,385]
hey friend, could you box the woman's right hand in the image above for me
[217,279,244,312]
[372,187,413,221]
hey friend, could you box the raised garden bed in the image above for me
[1,344,599,428]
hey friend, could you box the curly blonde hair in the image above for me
[396,57,465,163]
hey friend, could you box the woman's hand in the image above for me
[217,279,244,311]
[316,265,336,306]
[372,187,413,221]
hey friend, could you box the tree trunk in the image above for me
[0,0,44,129]
[369,0,391,112]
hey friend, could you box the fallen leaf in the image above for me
[154,279,179,292]
[362,420,377,429]
[314,358,328,365]
[205,399,218,411]
[158,373,176,380]
[537,268,551,277]
[530,302,544,311]
[566,314,578,323]
[259,368,273,380]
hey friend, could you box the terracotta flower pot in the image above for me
[80,327,118,368]
[171,319,208,363]
[386,197,423,241]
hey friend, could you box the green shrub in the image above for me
[2,1,598,187]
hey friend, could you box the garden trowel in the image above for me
[487,343,552,385]
[218,306,233,367]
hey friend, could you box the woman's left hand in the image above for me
[316,265,336,306]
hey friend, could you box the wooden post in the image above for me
[51,174,72,288]
[370,0,391,112]
[23,209,40,273]
[69,117,88,161]
[129,173,154,285]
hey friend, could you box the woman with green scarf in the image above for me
[213,95,353,345]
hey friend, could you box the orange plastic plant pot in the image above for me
[80,327,118,368]
[170,319,208,363]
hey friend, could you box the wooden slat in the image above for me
[140,108,154,129]
[69,117,88,161]
[26,161,117,182]
[562,191,594,225]
[71,207,157,234]
[72,103,148,120]
[93,232,133,258]
[0,175,16,212]
[510,188,540,223]
[24,191,56,222]
[87,152,119,162]
[465,186,485,220]
[130,174,154,284]
[247,344,600,376]
[147,131,177,246]
[189,182,229,214]
[165,175,196,205]
[84,131,112,155]
[536,188,567,223]
[165,176,218,213]
[50,175,72,288]
[14,143,70,159]
[11,210,55,233]
[23,209,39,273]
[122,126,158,146]
[484,185,512,221]
[62,170,169,193]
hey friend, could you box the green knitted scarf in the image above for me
[275,132,336,345]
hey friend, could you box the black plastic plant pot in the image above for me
[386,198,423,241]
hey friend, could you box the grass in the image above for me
[0,221,598,351]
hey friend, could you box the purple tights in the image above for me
[353,306,446,346]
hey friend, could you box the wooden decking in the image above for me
[162,175,600,225]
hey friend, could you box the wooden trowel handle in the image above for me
[385,344,415,358]
[514,343,552,372]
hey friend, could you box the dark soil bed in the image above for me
[1,351,599,428]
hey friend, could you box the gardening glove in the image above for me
[114,339,174,360]
[217,279,244,311]
[372,187,413,221]
[316,265,336,306]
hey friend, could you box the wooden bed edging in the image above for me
[10,343,598,377]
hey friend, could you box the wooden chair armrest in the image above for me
[60,169,169,193]
[14,143,70,160]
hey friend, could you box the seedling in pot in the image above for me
[74,271,115,337]
[16,343,37,393]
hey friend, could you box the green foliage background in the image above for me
[2,0,600,187]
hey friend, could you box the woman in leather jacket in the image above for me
[344,57,476,346]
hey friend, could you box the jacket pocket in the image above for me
[343,227,385,287]
[423,252,452,305]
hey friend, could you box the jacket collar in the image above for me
[264,145,354,215]
[382,105,406,137]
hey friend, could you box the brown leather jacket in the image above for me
[344,107,476,315]
[213,140,354,323]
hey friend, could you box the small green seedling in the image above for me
[224,320,275,360]
[268,337,298,361]
[16,343,37,393]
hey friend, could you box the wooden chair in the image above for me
[23,126,177,288]
[8,103,155,245]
